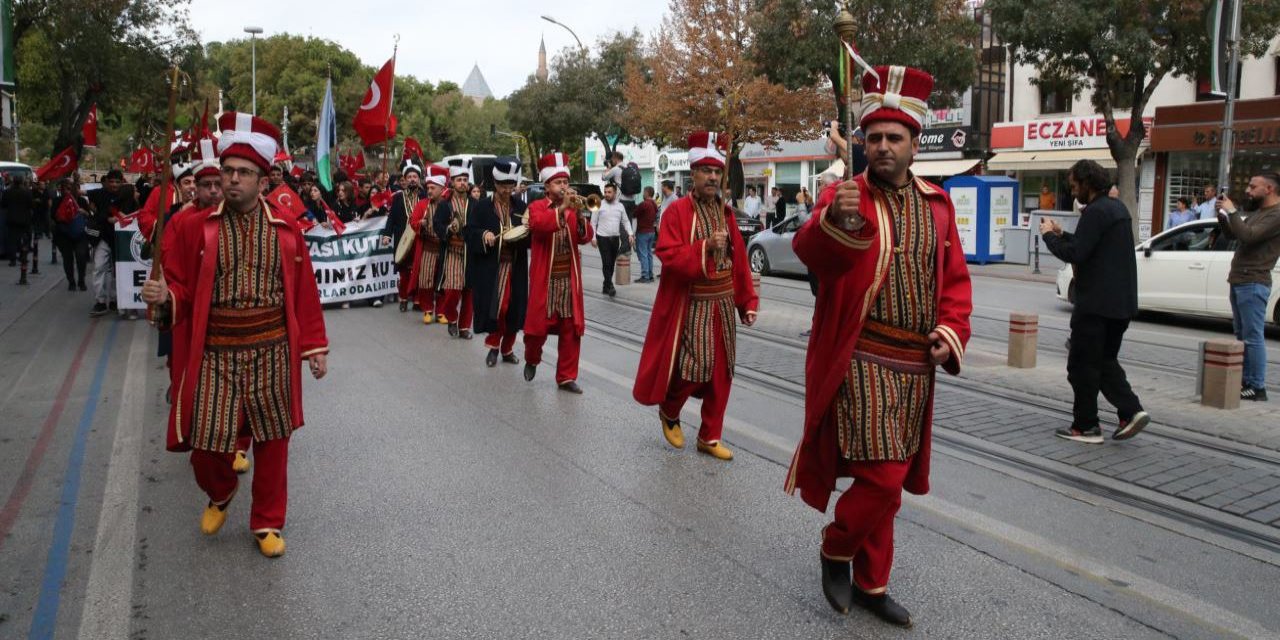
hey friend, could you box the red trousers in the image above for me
[190,438,290,531]
[441,289,473,327]
[397,265,415,302]
[821,458,911,593]
[524,316,580,384]
[417,288,439,316]
[660,321,733,443]
[485,316,519,354]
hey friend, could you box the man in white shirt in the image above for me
[601,152,636,219]
[743,186,762,224]
[1197,184,1219,220]
[592,183,634,298]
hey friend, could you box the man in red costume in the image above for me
[136,141,197,245]
[140,112,329,558]
[784,66,972,627]
[433,159,478,338]
[466,157,530,367]
[633,132,758,461]
[408,164,449,324]
[522,152,593,393]
[390,159,427,311]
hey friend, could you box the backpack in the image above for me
[620,162,641,197]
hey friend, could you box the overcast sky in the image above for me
[186,0,666,97]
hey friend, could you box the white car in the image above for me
[1055,219,1280,325]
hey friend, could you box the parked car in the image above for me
[747,214,807,276]
[733,207,763,241]
[1055,218,1280,325]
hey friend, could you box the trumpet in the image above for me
[560,188,588,213]
[586,194,601,212]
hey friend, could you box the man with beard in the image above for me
[433,159,478,338]
[140,112,328,558]
[465,157,529,367]
[632,132,758,461]
[1215,173,1280,401]
[408,164,449,324]
[268,164,285,191]
[522,152,593,393]
[785,66,972,627]
[389,159,427,311]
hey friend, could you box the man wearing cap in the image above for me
[784,66,972,627]
[140,112,329,559]
[523,152,594,393]
[390,159,427,311]
[633,132,759,461]
[408,164,449,324]
[466,157,529,367]
[433,159,477,338]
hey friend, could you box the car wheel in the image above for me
[749,246,770,276]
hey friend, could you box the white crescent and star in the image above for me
[360,82,381,111]
[57,155,72,169]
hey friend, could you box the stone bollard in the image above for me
[752,272,762,297]
[614,253,631,286]
[1202,339,1244,409]
[1007,312,1038,368]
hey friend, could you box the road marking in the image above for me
[28,320,121,640]
[0,320,99,550]
[75,323,148,640]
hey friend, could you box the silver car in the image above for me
[747,215,806,276]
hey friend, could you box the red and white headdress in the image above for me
[687,132,726,169]
[191,138,220,180]
[538,151,570,183]
[859,65,933,135]
[216,112,281,173]
[424,164,449,188]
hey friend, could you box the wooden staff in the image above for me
[147,66,182,326]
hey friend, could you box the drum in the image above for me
[501,224,530,244]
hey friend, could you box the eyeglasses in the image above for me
[220,166,262,179]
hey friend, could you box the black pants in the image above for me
[1067,313,1143,428]
[54,233,89,285]
[598,236,621,292]
[6,226,31,273]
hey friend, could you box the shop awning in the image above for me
[986,148,1117,171]
[911,157,982,177]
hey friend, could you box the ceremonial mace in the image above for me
[834,9,859,181]
[148,66,184,327]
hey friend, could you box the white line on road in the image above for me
[75,322,148,640]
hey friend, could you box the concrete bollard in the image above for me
[615,254,631,286]
[752,272,762,297]
[1007,312,1038,368]
[1202,339,1244,409]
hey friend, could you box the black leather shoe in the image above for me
[486,349,499,367]
[523,364,536,382]
[558,381,583,394]
[852,590,913,628]
[459,329,473,340]
[820,554,852,615]
[398,301,408,312]
[448,322,459,337]
[502,353,520,365]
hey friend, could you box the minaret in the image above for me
[536,36,549,82]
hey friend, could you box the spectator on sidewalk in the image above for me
[602,151,638,220]
[1197,184,1219,220]
[53,180,90,292]
[86,170,128,317]
[657,180,676,221]
[591,183,633,298]
[633,186,658,283]
[1039,184,1056,211]
[742,186,762,224]
[1215,172,1280,402]
[771,186,786,226]
[1040,159,1149,444]
[3,176,34,284]
[1167,197,1196,229]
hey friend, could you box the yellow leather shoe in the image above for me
[232,450,251,474]
[200,502,229,535]
[436,314,449,324]
[422,312,433,325]
[696,439,734,461]
[660,413,684,449]
[255,530,286,558]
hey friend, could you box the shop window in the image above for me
[1037,79,1074,114]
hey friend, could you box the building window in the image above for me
[1037,80,1073,114]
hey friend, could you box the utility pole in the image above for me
[1215,0,1243,193]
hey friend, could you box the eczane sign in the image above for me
[1022,116,1150,151]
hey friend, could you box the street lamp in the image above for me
[540,15,585,53]
[244,26,264,115]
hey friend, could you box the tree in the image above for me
[749,0,980,123]
[988,0,1280,234]
[623,0,825,197]
[12,0,198,157]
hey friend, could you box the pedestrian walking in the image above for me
[52,180,90,292]
[87,170,130,317]
[591,183,633,298]
[786,66,972,628]
[633,131,759,462]
[1040,159,1149,443]
[633,186,658,283]
[1215,172,1280,401]
[3,177,35,284]
[140,112,329,559]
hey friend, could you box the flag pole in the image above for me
[383,36,398,177]
[148,66,182,327]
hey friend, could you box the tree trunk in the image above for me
[729,151,744,206]
[1111,143,1141,239]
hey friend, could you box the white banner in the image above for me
[303,217,397,304]
[113,221,149,310]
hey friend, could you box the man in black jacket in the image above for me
[3,177,34,284]
[1041,160,1149,444]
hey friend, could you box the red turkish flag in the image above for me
[353,151,366,171]
[151,147,165,173]
[319,199,346,235]
[266,184,308,221]
[402,137,424,162]
[353,57,397,146]
[370,190,393,210]
[127,147,154,173]
[36,146,79,182]
[290,165,304,178]
[82,104,99,147]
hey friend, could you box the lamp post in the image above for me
[244,26,263,115]
[540,15,585,53]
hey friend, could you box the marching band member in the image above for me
[466,157,530,367]
[390,159,427,311]
[433,158,478,338]
[408,164,450,324]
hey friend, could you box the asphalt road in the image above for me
[2,265,1280,639]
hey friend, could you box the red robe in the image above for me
[136,183,179,242]
[406,197,441,298]
[784,174,972,512]
[160,198,329,453]
[633,196,759,404]
[522,198,594,337]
